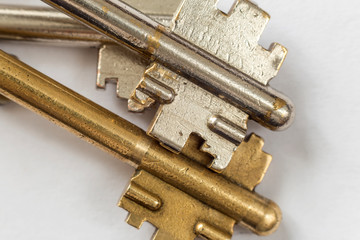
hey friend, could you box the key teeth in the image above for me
[172,0,287,85]
[96,76,106,89]
[269,43,288,71]
[222,133,272,190]
[97,44,150,100]
[143,63,249,172]
[199,141,225,172]
[205,114,247,171]
[126,213,145,229]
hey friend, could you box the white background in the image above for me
[0,0,359,239]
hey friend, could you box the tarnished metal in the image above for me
[0,49,281,238]
[41,0,294,171]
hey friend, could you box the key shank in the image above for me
[0,5,111,46]
[0,4,171,46]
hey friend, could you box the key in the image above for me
[0,49,280,239]
[42,0,295,171]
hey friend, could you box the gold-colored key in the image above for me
[0,49,279,240]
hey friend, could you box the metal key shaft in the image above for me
[0,4,170,46]
[42,0,295,131]
[0,50,280,236]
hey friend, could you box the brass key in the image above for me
[0,49,279,239]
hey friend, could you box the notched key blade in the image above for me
[119,170,235,240]
[133,63,249,171]
[222,133,272,191]
[172,0,287,85]
[96,44,150,100]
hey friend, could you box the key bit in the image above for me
[124,0,289,170]
[132,62,248,170]
[173,0,287,86]
[0,49,281,239]
[222,134,272,190]
[120,170,235,240]
[96,44,151,100]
